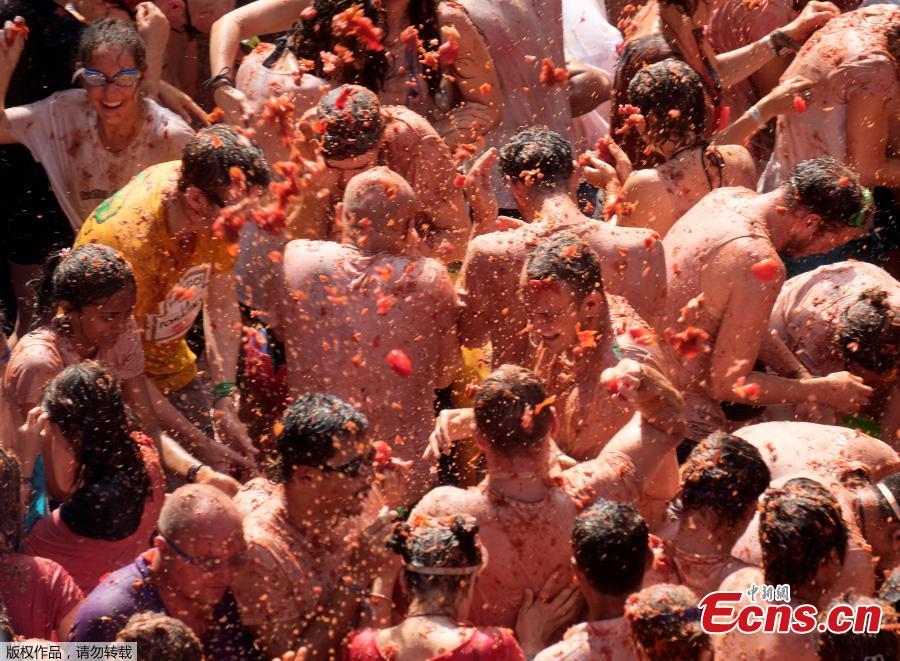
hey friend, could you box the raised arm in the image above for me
[0,18,28,145]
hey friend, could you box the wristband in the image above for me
[770,29,801,54]
[186,463,206,483]
[746,105,767,130]
[205,68,236,91]
[212,381,238,402]
[762,33,777,55]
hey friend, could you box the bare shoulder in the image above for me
[718,144,758,189]
[412,485,483,518]
[623,167,667,197]
[436,0,476,28]
[718,565,764,593]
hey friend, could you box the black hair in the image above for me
[525,232,604,302]
[78,18,147,73]
[272,393,369,482]
[680,432,771,525]
[784,158,867,230]
[818,591,898,660]
[179,124,272,199]
[388,514,482,598]
[886,18,900,64]
[625,583,709,661]
[760,477,848,589]
[627,58,711,150]
[33,244,135,323]
[498,127,574,190]
[876,473,900,525]
[42,361,150,540]
[837,288,898,374]
[473,364,553,456]
[573,498,649,595]
[0,447,23,554]
[116,612,203,661]
[287,0,388,91]
[314,85,386,161]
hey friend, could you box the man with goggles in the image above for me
[70,484,259,659]
[232,393,399,659]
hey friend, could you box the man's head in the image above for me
[779,158,869,258]
[523,232,606,352]
[472,365,554,459]
[837,288,899,376]
[115,612,203,661]
[627,58,711,152]
[499,127,575,213]
[625,584,709,661]
[0,447,22,554]
[178,124,271,226]
[154,484,246,607]
[759,478,848,592]
[76,19,146,129]
[314,85,386,168]
[341,167,419,253]
[273,393,374,518]
[572,499,650,600]
[818,592,898,660]
[857,473,900,572]
[680,432,771,529]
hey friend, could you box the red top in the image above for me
[24,433,165,593]
[0,553,83,639]
[343,626,525,661]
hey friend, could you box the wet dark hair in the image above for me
[179,125,272,200]
[287,0,388,91]
[625,584,709,661]
[784,158,867,230]
[116,612,203,661]
[272,393,369,482]
[818,591,898,660]
[628,59,710,149]
[837,288,898,374]
[388,514,482,598]
[879,567,900,612]
[0,447,23,554]
[876,473,900,525]
[525,232,604,303]
[760,478,848,589]
[43,361,150,540]
[473,365,553,456]
[314,85,386,161]
[498,127,574,190]
[573,499,649,595]
[33,244,135,322]
[78,18,147,73]
[680,432,771,525]
[887,19,900,64]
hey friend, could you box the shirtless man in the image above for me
[232,394,395,658]
[715,478,849,660]
[290,85,469,262]
[730,421,900,596]
[769,261,899,445]
[271,168,459,502]
[459,127,665,367]
[658,157,873,444]
[413,361,685,629]
[642,432,771,596]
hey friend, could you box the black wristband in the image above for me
[205,68,236,91]
[770,29,801,54]
[186,463,206,483]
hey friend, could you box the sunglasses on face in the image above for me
[162,535,248,572]
[74,67,141,88]
[319,449,376,478]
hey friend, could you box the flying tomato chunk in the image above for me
[386,349,413,377]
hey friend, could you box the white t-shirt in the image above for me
[7,89,193,230]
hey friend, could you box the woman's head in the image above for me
[0,448,23,553]
[34,244,136,350]
[288,0,388,91]
[389,515,483,616]
[627,59,711,152]
[42,361,146,494]
[77,19,146,127]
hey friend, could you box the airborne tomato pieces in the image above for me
[372,441,393,470]
[539,58,569,86]
[438,26,461,67]
[665,326,710,360]
[732,377,761,401]
[750,258,781,282]
[331,4,384,51]
[792,96,807,113]
[386,349,413,378]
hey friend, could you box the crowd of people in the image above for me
[0,0,898,658]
